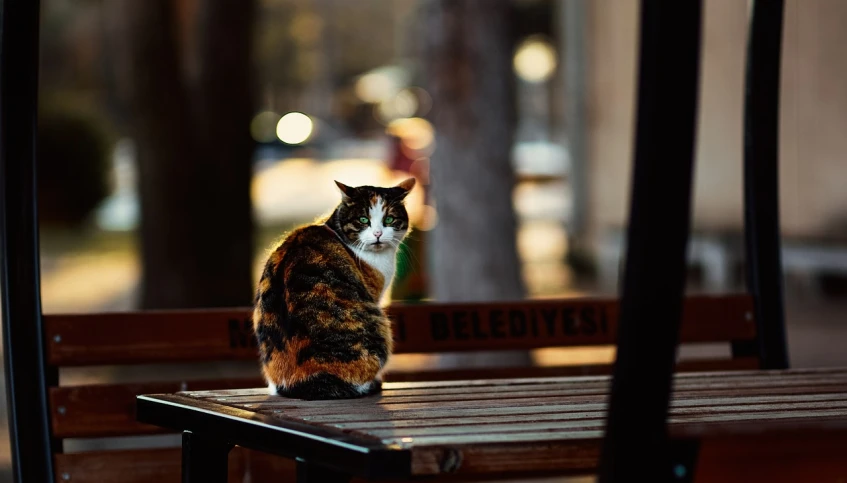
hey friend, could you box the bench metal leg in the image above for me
[597,0,703,481]
[743,0,790,371]
[182,431,232,483]
[296,460,352,483]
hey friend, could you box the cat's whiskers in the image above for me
[386,236,420,273]
[352,238,368,270]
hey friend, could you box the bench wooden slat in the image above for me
[365,406,847,439]
[255,385,847,418]
[393,417,847,448]
[268,393,847,425]
[54,448,182,483]
[214,366,847,406]
[232,380,847,409]
[47,358,758,439]
[227,388,847,419]
[53,447,295,483]
[379,365,847,390]
[210,362,839,398]
[44,294,755,366]
[377,357,760,383]
[328,398,847,431]
[49,377,263,438]
[390,294,754,351]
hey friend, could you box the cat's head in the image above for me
[332,178,416,252]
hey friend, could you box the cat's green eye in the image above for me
[384,216,394,224]
[359,216,369,224]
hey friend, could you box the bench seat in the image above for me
[135,367,847,482]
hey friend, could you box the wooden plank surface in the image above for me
[53,447,295,483]
[44,294,755,366]
[47,358,757,439]
[49,377,263,438]
[54,448,183,483]
[380,357,759,382]
[143,367,847,477]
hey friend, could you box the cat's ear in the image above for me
[334,180,356,201]
[393,177,416,199]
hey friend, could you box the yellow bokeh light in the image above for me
[354,66,408,104]
[386,117,434,152]
[276,112,313,145]
[415,205,439,231]
[393,89,419,118]
[355,72,395,104]
[513,36,557,83]
[376,89,421,124]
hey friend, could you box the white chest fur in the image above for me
[350,245,397,302]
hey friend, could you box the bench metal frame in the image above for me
[0,0,790,482]
[598,0,788,481]
[598,1,705,480]
[1,1,58,482]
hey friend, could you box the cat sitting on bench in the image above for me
[252,178,415,400]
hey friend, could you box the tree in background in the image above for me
[118,0,257,309]
[421,0,531,366]
[422,0,526,302]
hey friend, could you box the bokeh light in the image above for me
[406,87,432,117]
[415,204,439,231]
[275,112,313,145]
[386,117,434,152]
[250,110,281,143]
[355,72,394,103]
[377,88,421,123]
[513,36,557,83]
[353,66,407,104]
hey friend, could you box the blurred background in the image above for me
[2,0,847,479]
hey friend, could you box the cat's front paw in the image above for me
[267,382,280,396]
[364,379,383,396]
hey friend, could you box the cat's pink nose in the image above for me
[373,230,383,239]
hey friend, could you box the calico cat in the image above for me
[252,178,416,400]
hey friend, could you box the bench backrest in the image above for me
[46,293,758,483]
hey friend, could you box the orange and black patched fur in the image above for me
[253,178,416,400]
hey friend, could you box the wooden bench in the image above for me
[2,0,830,482]
[45,293,759,482]
[134,367,847,482]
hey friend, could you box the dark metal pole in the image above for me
[743,0,789,370]
[0,1,57,482]
[597,0,703,481]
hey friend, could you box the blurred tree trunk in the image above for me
[421,0,531,367]
[122,0,257,309]
[422,0,525,302]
